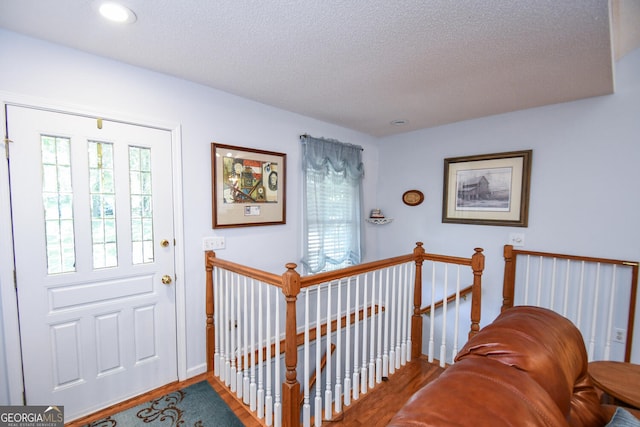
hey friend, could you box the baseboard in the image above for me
[185,363,207,380]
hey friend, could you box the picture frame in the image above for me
[211,143,286,228]
[442,150,532,227]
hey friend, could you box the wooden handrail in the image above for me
[299,253,416,289]
[205,250,282,287]
[503,245,639,266]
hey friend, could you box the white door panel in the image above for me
[7,105,177,420]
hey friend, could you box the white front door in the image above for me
[7,105,177,420]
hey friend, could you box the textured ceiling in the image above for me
[0,1,638,137]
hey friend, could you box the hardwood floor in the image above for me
[65,356,444,426]
[327,356,444,426]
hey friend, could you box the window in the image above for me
[301,135,364,274]
[41,135,76,274]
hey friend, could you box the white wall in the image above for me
[376,48,640,362]
[0,29,381,403]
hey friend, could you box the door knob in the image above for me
[160,239,170,247]
[162,275,173,285]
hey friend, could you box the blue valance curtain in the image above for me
[300,135,364,274]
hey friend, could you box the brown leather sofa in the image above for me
[388,306,638,427]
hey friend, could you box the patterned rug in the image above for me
[85,381,244,427]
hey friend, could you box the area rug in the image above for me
[85,381,244,427]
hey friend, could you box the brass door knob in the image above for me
[162,275,173,285]
[161,239,170,247]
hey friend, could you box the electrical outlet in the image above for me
[614,328,626,344]
[202,236,225,251]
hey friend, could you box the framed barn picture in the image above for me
[442,150,532,227]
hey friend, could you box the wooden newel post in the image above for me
[469,248,485,339]
[205,251,215,374]
[281,263,301,427]
[501,244,515,312]
[411,242,425,359]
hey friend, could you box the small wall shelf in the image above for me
[366,217,393,225]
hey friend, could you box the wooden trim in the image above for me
[502,244,516,312]
[205,251,215,373]
[469,248,485,338]
[412,242,425,359]
[626,263,638,362]
[281,263,301,427]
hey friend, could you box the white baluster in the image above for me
[335,278,343,414]
[389,266,397,374]
[536,257,543,307]
[439,265,448,367]
[243,277,250,404]
[451,266,461,362]
[562,259,571,318]
[524,255,531,305]
[352,276,360,400]
[224,271,231,384]
[303,289,311,427]
[395,265,403,369]
[401,263,408,366]
[325,282,333,421]
[265,285,272,425]
[250,279,257,411]
[604,266,617,361]
[588,264,601,361]
[576,262,586,330]
[258,283,265,419]
[428,262,435,363]
[549,258,557,310]
[383,267,390,378]
[315,285,323,427]
[230,273,237,393]
[368,273,376,389]
[236,273,243,398]
[344,276,352,406]
[406,262,414,363]
[213,267,221,377]
[274,292,281,427]
[361,275,368,394]
[375,269,383,384]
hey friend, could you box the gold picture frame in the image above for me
[211,143,286,228]
[442,150,532,227]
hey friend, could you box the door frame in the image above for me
[0,91,188,405]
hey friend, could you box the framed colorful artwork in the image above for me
[211,143,286,228]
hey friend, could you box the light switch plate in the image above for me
[202,236,225,250]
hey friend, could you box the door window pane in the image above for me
[129,146,154,264]
[41,135,76,274]
[88,141,118,269]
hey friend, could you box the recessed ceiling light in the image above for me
[98,2,137,24]
[391,119,409,126]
